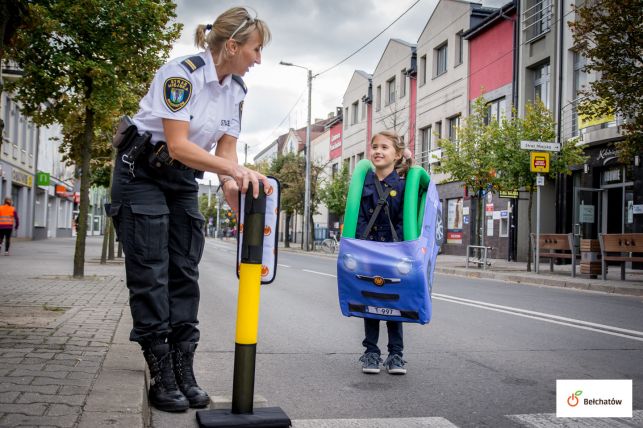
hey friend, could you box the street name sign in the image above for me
[520,140,560,151]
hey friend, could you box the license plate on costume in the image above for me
[366,306,401,317]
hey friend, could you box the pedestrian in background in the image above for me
[355,131,413,375]
[109,7,271,412]
[0,197,19,256]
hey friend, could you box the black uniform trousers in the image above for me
[110,146,205,347]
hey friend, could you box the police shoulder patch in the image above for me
[180,55,206,73]
[164,77,192,112]
[231,75,247,94]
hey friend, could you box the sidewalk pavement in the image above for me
[1,237,641,428]
[0,236,146,428]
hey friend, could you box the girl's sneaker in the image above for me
[359,352,382,374]
[384,354,406,374]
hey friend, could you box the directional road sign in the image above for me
[520,140,561,152]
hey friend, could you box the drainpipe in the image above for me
[510,0,520,261]
[555,0,566,234]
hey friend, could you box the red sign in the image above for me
[485,203,494,212]
[329,122,342,160]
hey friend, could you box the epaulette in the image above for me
[180,55,206,73]
[231,75,247,94]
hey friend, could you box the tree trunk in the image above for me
[476,192,483,247]
[100,218,109,264]
[284,213,291,248]
[527,190,534,272]
[308,211,315,251]
[108,220,115,260]
[73,101,94,278]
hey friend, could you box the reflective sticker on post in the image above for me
[236,177,280,284]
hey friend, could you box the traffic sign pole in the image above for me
[536,173,541,273]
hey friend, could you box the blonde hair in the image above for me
[194,7,271,66]
[371,130,414,177]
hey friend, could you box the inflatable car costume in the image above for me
[337,160,443,324]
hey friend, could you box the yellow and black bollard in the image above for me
[197,182,290,427]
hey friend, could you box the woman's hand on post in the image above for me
[230,165,270,198]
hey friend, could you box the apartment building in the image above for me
[415,0,495,255]
[341,70,371,173]
[371,39,416,152]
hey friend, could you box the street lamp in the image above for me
[280,60,313,251]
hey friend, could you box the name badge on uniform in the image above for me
[164,77,192,112]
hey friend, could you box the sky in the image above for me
[169,0,507,172]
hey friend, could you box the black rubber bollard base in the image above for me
[196,407,291,427]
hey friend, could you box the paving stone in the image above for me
[47,403,82,417]
[0,391,19,403]
[10,369,69,379]
[66,371,96,380]
[0,376,34,385]
[0,402,47,415]
[0,383,58,394]
[44,364,96,374]
[58,385,91,396]
[1,412,78,427]
[32,377,92,387]
[17,392,86,406]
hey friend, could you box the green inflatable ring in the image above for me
[342,160,430,241]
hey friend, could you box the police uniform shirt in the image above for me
[133,50,245,152]
[356,170,405,242]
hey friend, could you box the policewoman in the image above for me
[109,7,271,412]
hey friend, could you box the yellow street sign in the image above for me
[530,152,550,173]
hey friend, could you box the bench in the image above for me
[598,233,643,280]
[530,233,577,277]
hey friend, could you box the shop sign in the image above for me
[578,100,614,129]
[579,205,595,223]
[12,169,33,187]
[499,190,518,198]
[36,172,50,186]
[633,205,643,215]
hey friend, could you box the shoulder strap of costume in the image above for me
[180,55,206,73]
[361,178,398,242]
[231,75,248,94]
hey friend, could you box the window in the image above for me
[419,126,432,167]
[448,115,460,142]
[572,52,587,136]
[485,98,507,124]
[376,85,382,111]
[435,42,448,77]
[455,31,464,66]
[386,77,396,106]
[533,63,550,110]
[351,101,359,125]
[357,152,364,161]
[524,0,552,41]
[434,121,442,141]
[420,55,427,85]
[400,70,406,98]
[2,96,9,155]
[500,214,509,237]
[331,162,339,178]
[344,107,349,129]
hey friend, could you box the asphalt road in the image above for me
[152,239,643,428]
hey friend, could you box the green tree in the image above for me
[569,1,643,159]
[434,96,502,247]
[320,164,349,221]
[495,101,585,270]
[7,0,181,277]
[198,194,218,235]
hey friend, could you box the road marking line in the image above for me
[433,293,643,342]
[292,417,458,427]
[302,269,337,278]
[278,264,290,268]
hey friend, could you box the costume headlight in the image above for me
[343,253,357,271]
[396,258,413,275]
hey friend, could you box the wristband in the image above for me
[217,176,234,192]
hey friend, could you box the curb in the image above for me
[433,266,643,297]
[79,308,148,427]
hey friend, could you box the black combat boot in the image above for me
[143,344,189,412]
[172,342,210,408]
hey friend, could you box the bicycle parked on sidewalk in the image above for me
[320,235,339,254]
